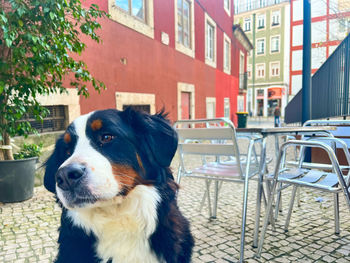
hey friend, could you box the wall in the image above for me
[56,0,249,125]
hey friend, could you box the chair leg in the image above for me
[253,137,267,248]
[212,180,220,219]
[205,179,213,218]
[274,182,282,220]
[239,172,250,263]
[199,180,211,213]
[297,187,301,207]
[176,168,182,184]
[284,185,298,232]
[334,193,340,234]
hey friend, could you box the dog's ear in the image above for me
[122,107,178,168]
[44,136,66,193]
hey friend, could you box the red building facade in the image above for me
[43,0,252,125]
[289,0,350,97]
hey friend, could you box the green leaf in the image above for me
[18,20,23,27]
[5,39,12,47]
[49,12,55,20]
[0,81,4,95]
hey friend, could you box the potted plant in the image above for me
[0,143,42,202]
[0,0,106,202]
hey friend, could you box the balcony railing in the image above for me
[234,0,290,15]
[239,72,248,90]
[285,33,350,124]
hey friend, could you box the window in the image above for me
[257,14,265,29]
[256,63,265,78]
[206,97,216,118]
[258,0,266,9]
[246,0,252,11]
[116,92,156,114]
[247,64,252,79]
[175,0,194,57]
[206,23,215,60]
[224,0,230,15]
[271,10,280,26]
[224,98,230,119]
[244,18,251,32]
[177,0,191,48]
[21,105,68,133]
[271,36,280,53]
[205,13,217,68]
[257,38,265,55]
[109,0,154,39]
[270,61,280,77]
[223,34,231,74]
[116,0,145,21]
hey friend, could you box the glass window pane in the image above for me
[116,0,129,12]
[132,0,144,20]
[178,23,183,43]
[224,0,229,9]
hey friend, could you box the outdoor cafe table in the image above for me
[236,126,337,248]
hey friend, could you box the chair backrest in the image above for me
[174,118,243,177]
[302,119,350,166]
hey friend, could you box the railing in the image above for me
[234,0,290,15]
[239,72,248,90]
[285,33,350,124]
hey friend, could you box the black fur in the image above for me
[44,108,194,263]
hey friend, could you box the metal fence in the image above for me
[285,33,350,124]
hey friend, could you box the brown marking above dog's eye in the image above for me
[91,119,103,131]
[64,133,71,144]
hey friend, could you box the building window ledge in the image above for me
[108,0,154,39]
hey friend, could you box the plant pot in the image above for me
[0,157,37,203]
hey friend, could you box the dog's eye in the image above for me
[101,134,114,144]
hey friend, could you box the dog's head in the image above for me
[44,108,178,209]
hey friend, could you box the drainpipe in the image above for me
[302,0,311,123]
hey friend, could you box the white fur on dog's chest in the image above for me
[68,185,162,263]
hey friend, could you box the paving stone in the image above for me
[1,136,350,262]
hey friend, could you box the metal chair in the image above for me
[275,120,350,218]
[257,139,350,257]
[174,118,262,263]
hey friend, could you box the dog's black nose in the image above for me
[56,164,86,191]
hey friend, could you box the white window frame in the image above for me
[256,63,265,79]
[109,0,154,39]
[270,35,280,54]
[224,0,231,16]
[175,0,195,58]
[271,9,281,27]
[115,0,146,21]
[115,92,156,114]
[244,17,251,32]
[257,13,266,30]
[247,64,252,79]
[205,13,217,68]
[256,38,265,56]
[258,0,267,8]
[224,97,230,120]
[270,61,280,77]
[223,33,231,74]
[206,97,216,118]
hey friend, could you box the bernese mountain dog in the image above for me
[44,108,194,263]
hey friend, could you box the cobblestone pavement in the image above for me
[1,137,350,262]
